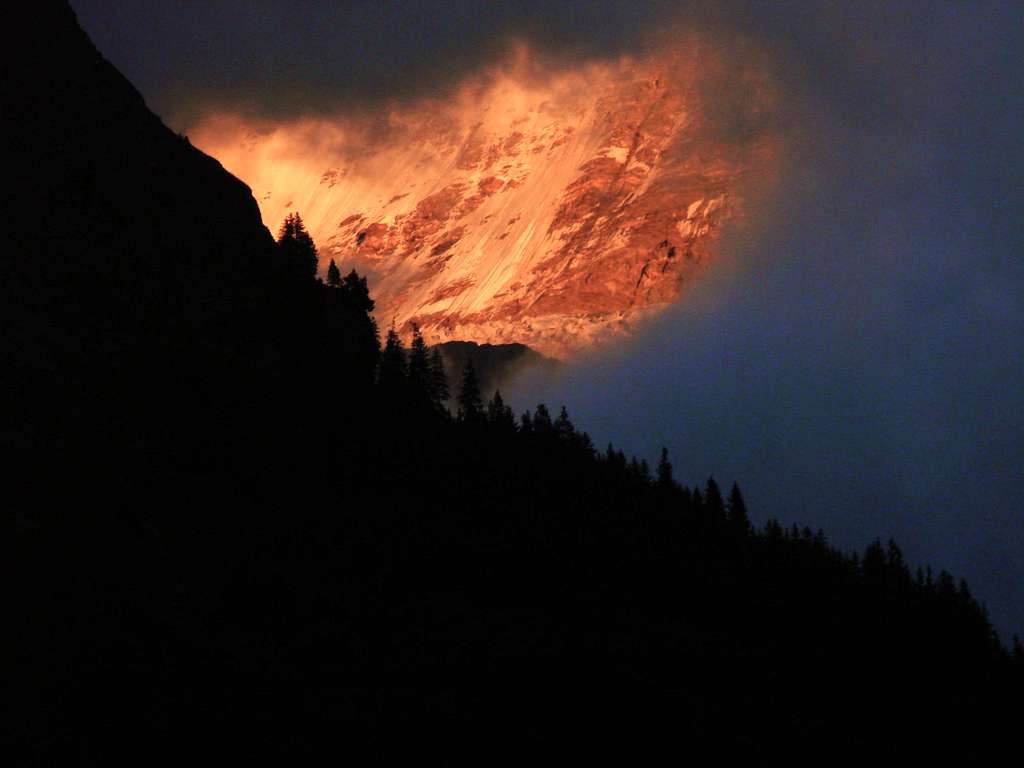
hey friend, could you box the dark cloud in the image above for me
[70,1,1024,636]
[70,0,679,126]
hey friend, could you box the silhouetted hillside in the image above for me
[3,0,364,511]
[2,4,1020,765]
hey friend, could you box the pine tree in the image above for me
[486,389,504,422]
[887,539,906,571]
[727,482,751,533]
[533,404,552,432]
[458,358,483,421]
[429,347,449,407]
[704,476,725,518]
[520,410,533,433]
[487,389,515,429]
[408,324,431,399]
[379,326,407,392]
[326,258,341,287]
[957,578,973,608]
[554,405,575,441]
[863,540,887,586]
[690,486,703,511]
[342,269,375,313]
[936,570,957,603]
[341,268,380,378]
[277,212,318,280]
[888,540,911,590]
[656,447,673,488]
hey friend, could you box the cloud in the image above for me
[72,0,675,127]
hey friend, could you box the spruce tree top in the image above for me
[277,212,318,280]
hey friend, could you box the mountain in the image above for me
[192,44,775,357]
[4,4,1020,764]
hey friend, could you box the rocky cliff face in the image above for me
[194,45,774,358]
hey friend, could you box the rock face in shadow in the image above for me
[435,341,559,400]
[2,0,278,383]
[2,1,325,511]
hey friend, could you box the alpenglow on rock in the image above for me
[193,44,776,358]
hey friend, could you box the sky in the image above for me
[71,1,1023,638]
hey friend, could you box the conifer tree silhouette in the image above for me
[487,389,515,429]
[533,404,553,432]
[656,447,674,488]
[342,269,375,313]
[429,347,449,408]
[690,486,703,511]
[554,405,575,441]
[457,358,484,421]
[630,457,643,481]
[727,482,751,533]
[379,326,407,393]
[407,324,431,401]
[329,267,380,380]
[520,410,533,432]
[277,212,318,280]
[863,540,887,586]
[704,476,726,519]
[326,258,341,287]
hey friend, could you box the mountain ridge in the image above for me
[192,44,775,357]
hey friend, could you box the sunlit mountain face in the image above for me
[192,40,778,358]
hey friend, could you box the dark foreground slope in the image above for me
[3,4,1021,765]
[2,1,376,515]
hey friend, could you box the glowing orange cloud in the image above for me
[190,37,779,358]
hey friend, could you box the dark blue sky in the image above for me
[72,1,1023,638]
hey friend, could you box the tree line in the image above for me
[278,210,1023,666]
